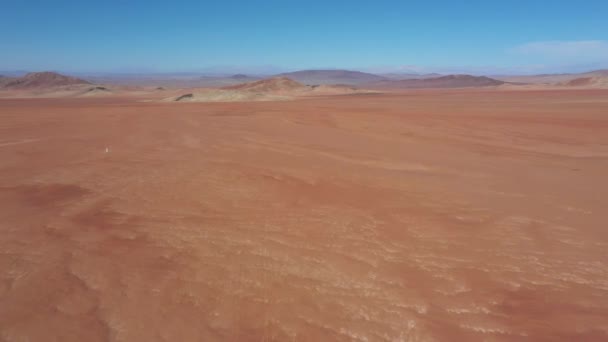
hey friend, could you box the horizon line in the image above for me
[2,66,607,78]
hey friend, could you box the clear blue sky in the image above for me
[2,0,608,74]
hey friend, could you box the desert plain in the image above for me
[1,87,608,341]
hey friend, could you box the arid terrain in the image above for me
[1,88,608,341]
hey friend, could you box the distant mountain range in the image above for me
[494,69,608,84]
[366,75,505,89]
[379,73,443,80]
[3,69,608,91]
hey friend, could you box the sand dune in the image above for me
[561,76,608,88]
[78,86,113,97]
[166,77,375,102]
[222,77,307,93]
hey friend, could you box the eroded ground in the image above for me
[1,90,608,341]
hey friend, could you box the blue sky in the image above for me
[2,0,607,74]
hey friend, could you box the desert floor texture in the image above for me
[1,89,608,341]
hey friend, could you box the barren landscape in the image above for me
[1,87,608,341]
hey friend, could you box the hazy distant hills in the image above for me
[380,73,443,80]
[78,69,389,87]
[78,73,263,88]
[366,75,505,89]
[495,69,608,84]
[276,70,387,85]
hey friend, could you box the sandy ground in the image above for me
[1,90,608,341]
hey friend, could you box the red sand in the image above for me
[1,89,608,341]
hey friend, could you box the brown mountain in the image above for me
[367,74,505,89]
[0,75,14,87]
[276,70,387,85]
[2,72,91,89]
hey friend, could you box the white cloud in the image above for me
[511,40,608,60]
